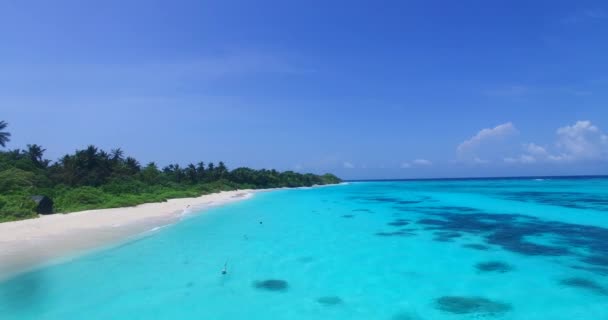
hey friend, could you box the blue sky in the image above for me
[1,0,607,179]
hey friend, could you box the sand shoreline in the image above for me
[0,189,259,281]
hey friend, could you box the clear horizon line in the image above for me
[346,174,608,182]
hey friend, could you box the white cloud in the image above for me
[505,120,608,165]
[457,122,518,163]
[343,161,355,169]
[523,143,549,156]
[401,159,432,169]
[503,143,547,163]
[458,122,518,154]
[555,121,608,160]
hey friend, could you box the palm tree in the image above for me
[26,144,46,167]
[0,121,11,147]
[125,157,141,174]
[163,164,184,183]
[207,162,216,181]
[196,161,206,181]
[58,154,77,186]
[186,163,197,183]
[217,161,228,179]
[141,162,160,184]
[110,148,124,162]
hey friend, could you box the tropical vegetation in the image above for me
[0,121,341,222]
[0,121,10,148]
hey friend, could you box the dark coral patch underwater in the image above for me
[581,255,608,267]
[570,265,608,276]
[435,296,512,315]
[354,195,429,207]
[416,211,608,267]
[298,256,314,263]
[463,243,491,250]
[503,191,608,212]
[375,229,416,237]
[387,219,410,227]
[253,279,289,292]
[411,205,483,215]
[475,261,514,273]
[559,277,608,295]
[433,231,462,242]
[316,296,343,306]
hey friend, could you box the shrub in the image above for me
[0,195,37,222]
[54,187,107,212]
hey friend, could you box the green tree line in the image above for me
[0,121,341,222]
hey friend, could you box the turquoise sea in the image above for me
[2,177,608,319]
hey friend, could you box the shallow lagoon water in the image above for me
[1,178,608,319]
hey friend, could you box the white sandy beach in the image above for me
[0,190,256,280]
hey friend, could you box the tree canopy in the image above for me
[0,129,341,222]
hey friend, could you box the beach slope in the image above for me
[0,190,255,280]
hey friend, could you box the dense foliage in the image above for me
[0,123,341,222]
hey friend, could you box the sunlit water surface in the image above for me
[2,178,608,319]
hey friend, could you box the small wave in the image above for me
[147,224,173,233]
